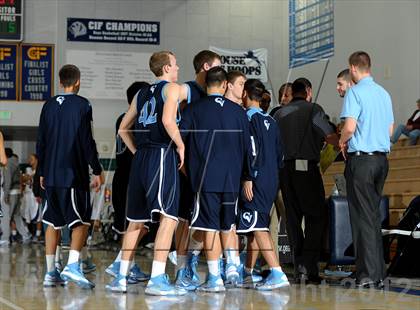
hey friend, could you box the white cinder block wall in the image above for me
[1,0,419,156]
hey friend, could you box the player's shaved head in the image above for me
[206,66,227,87]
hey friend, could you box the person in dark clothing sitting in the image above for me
[391,99,420,145]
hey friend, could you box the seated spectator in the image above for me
[391,99,420,145]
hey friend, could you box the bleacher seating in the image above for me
[323,139,420,227]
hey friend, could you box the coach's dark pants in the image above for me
[280,161,326,277]
[345,153,388,282]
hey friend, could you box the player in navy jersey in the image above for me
[180,67,251,292]
[237,79,290,290]
[105,81,151,285]
[174,50,222,290]
[106,51,187,296]
[225,70,247,106]
[221,70,247,285]
[37,64,103,289]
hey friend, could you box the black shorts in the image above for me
[43,187,91,229]
[190,192,238,232]
[178,173,195,222]
[127,147,180,223]
[111,172,129,234]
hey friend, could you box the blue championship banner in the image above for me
[0,43,18,100]
[20,43,54,101]
[289,0,334,68]
[67,18,160,45]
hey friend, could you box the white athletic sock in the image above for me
[46,255,55,273]
[55,246,62,262]
[12,230,17,236]
[176,255,187,272]
[150,261,166,278]
[189,236,203,256]
[115,251,122,263]
[119,260,131,276]
[208,260,220,277]
[36,230,41,237]
[224,249,237,266]
[234,254,240,266]
[130,260,135,269]
[245,267,253,274]
[67,250,80,265]
[272,266,283,273]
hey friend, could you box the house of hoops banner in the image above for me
[209,46,268,83]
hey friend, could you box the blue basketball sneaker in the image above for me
[186,253,200,285]
[256,269,290,291]
[252,271,263,283]
[105,274,127,293]
[175,268,198,291]
[237,264,262,288]
[219,258,226,282]
[145,274,187,296]
[60,262,95,289]
[128,263,150,284]
[105,261,120,278]
[55,259,63,273]
[197,273,225,293]
[224,263,239,287]
[168,251,177,266]
[81,257,96,274]
[43,269,68,287]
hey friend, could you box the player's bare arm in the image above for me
[163,83,185,169]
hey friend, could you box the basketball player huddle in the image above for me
[36,50,289,295]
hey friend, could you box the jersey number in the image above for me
[138,97,157,126]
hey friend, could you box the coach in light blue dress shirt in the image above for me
[339,51,394,289]
[340,76,394,153]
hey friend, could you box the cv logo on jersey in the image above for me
[56,96,65,105]
[264,119,270,130]
[240,211,255,229]
[243,212,252,223]
[215,97,225,107]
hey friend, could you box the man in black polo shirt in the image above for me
[274,79,338,283]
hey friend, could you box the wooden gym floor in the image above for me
[0,244,419,310]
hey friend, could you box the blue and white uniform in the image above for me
[126,80,180,223]
[178,80,207,222]
[181,94,251,231]
[237,107,284,233]
[36,93,102,229]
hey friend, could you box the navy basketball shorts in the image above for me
[43,187,91,229]
[178,172,195,222]
[127,147,180,223]
[237,182,275,234]
[190,192,238,232]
